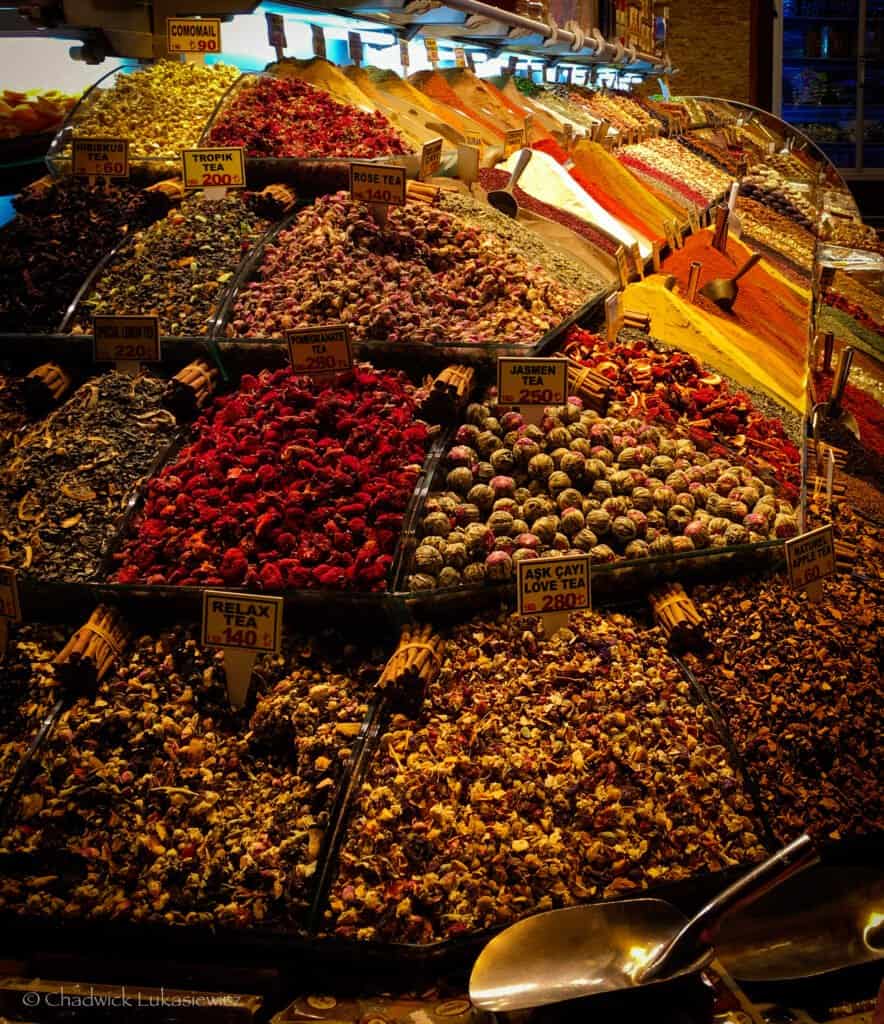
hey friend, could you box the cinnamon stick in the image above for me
[650,583,705,652]
[163,360,219,421]
[23,362,72,414]
[54,605,130,696]
[376,622,444,715]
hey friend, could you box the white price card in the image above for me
[517,554,590,635]
[785,524,835,602]
[202,590,284,708]
[287,324,352,376]
[497,357,568,425]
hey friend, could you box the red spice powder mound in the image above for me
[478,167,618,255]
[619,153,708,209]
[814,371,884,459]
[410,71,503,139]
[532,137,658,242]
[661,230,810,368]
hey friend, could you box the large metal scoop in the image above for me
[487,147,533,218]
[699,251,762,312]
[469,834,817,1013]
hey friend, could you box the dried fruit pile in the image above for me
[227,193,582,348]
[736,197,816,274]
[0,177,165,333]
[114,367,429,591]
[65,60,240,158]
[0,87,76,139]
[0,624,64,788]
[684,502,883,843]
[0,372,177,583]
[619,138,731,207]
[564,327,801,498]
[740,166,816,232]
[70,194,268,338]
[0,625,382,929]
[206,75,409,159]
[408,390,796,592]
[327,609,766,943]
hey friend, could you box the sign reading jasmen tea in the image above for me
[287,323,352,376]
[202,590,283,707]
[166,17,221,53]
[497,357,567,425]
[517,553,590,636]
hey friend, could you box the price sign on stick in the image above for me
[454,46,467,68]
[785,524,835,603]
[202,591,283,707]
[167,17,221,55]
[425,37,439,66]
[72,138,129,185]
[504,127,524,157]
[517,554,590,636]
[287,324,352,377]
[497,357,567,426]
[181,147,246,200]
[419,137,444,181]
[266,12,287,58]
[0,566,21,658]
[93,316,160,375]
[350,162,406,225]
[311,24,327,60]
[399,39,410,70]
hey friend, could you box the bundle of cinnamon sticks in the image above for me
[420,364,475,424]
[567,359,611,414]
[406,180,440,206]
[163,359,219,421]
[377,622,444,715]
[650,583,705,651]
[54,605,130,695]
[23,362,72,414]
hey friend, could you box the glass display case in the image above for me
[776,0,884,175]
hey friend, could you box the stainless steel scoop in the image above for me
[487,147,532,218]
[469,834,818,1013]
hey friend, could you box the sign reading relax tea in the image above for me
[785,524,835,601]
[287,324,352,376]
[166,17,221,53]
[202,590,284,707]
[181,147,246,191]
[93,315,161,366]
[517,553,590,635]
[71,138,129,180]
[349,163,406,207]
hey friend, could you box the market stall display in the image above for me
[0,372,177,583]
[0,88,76,140]
[326,608,767,943]
[618,138,732,209]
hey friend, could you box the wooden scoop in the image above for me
[699,251,762,312]
[487,147,532,218]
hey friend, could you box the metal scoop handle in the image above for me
[828,345,854,415]
[640,833,818,982]
[504,147,533,194]
[731,251,762,284]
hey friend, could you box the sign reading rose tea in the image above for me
[71,138,129,181]
[517,554,590,635]
[93,315,160,373]
[202,590,283,707]
[287,324,352,376]
[181,147,246,192]
[349,163,406,207]
[785,524,835,603]
[166,17,221,53]
[497,357,567,425]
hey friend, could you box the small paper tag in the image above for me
[454,46,467,68]
[266,12,286,52]
[348,31,363,66]
[504,127,524,157]
[419,137,444,181]
[311,24,327,60]
[425,37,439,64]
[166,17,221,54]
[181,147,246,192]
[463,130,482,150]
[497,357,567,425]
[287,323,352,376]
[785,524,835,601]
[93,315,161,367]
[507,54,518,74]
[350,163,407,207]
[0,566,22,623]
[72,138,129,181]
[456,143,479,185]
[399,39,410,69]
[517,553,590,635]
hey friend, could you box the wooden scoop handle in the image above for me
[732,251,762,283]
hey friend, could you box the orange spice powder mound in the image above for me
[410,71,504,139]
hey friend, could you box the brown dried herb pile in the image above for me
[0,372,177,582]
[327,609,766,943]
[0,375,28,459]
[684,500,883,843]
[0,626,383,930]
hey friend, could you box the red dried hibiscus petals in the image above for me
[114,367,429,591]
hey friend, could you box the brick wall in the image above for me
[664,0,754,103]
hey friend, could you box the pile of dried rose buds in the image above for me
[207,75,409,159]
[113,366,430,591]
